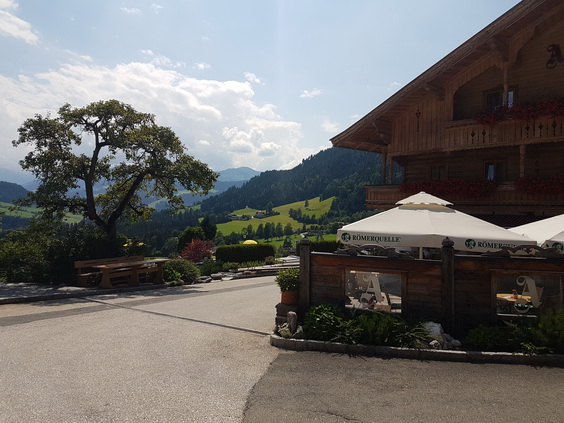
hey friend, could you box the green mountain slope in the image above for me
[0,181,29,203]
[199,148,381,215]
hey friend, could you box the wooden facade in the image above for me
[331,0,564,218]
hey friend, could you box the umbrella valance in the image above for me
[338,192,535,253]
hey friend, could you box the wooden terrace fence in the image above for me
[297,239,564,336]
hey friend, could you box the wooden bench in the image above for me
[74,256,163,288]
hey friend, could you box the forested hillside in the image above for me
[0,181,29,203]
[199,148,381,216]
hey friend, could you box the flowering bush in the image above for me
[515,174,564,196]
[543,97,564,118]
[473,106,510,126]
[473,97,564,126]
[122,239,147,256]
[400,179,498,199]
[509,102,543,122]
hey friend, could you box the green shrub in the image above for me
[537,309,564,354]
[0,239,50,284]
[264,256,276,265]
[465,324,513,352]
[390,318,429,348]
[303,305,428,348]
[163,259,200,284]
[303,305,346,341]
[355,312,427,348]
[163,267,182,284]
[332,318,362,344]
[239,260,264,268]
[275,268,300,292]
[215,244,275,263]
[356,312,399,346]
[462,309,564,354]
[199,259,224,276]
[222,262,240,271]
[0,220,58,284]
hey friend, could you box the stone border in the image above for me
[270,334,564,367]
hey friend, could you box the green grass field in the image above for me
[0,201,41,219]
[216,197,335,241]
[0,202,83,224]
[274,196,334,217]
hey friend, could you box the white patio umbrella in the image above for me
[509,214,564,250]
[337,192,535,254]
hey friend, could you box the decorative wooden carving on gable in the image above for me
[334,244,414,259]
[546,44,564,69]
[483,245,564,258]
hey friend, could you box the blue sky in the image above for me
[0,0,520,178]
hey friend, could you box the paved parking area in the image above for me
[243,351,564,423]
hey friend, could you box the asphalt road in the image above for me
[0,276,281,423]
[2,276,564,423]
[243,351,564,423]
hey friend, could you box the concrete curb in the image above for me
[270,334,564,367]
[0,284,169,305]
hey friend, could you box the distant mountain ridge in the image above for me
[0,181,29,203]
[199,148,381,216]
[0,167,262,210]
[217,167,261,182]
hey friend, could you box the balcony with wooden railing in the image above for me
[442,114,564,150]
[365,182,564,217]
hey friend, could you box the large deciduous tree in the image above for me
[13,99,217,239]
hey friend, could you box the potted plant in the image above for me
[276,268,300,305]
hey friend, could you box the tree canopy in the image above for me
[13,99,217,237]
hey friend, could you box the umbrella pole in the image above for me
[419,247,423,260]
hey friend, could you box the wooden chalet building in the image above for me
[331,0,564,225]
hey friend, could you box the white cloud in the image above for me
[0,60,306,172]
[0,1,38,44]
[193,62,211,70]
[0,0,17,9]
[258,141,280,157]
[120,7,141,15]
[141,50,184,68]
[299,88,323,99]
[62,49,94,64]
[321,119,339,134]
[244,72,264,85]
[151,3,163,14]
[387,81,403,92]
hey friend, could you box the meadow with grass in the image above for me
[215,196,337,249]
[216,197,333,235]
[0,202,83,224]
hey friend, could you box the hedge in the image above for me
[215,244,275,263]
